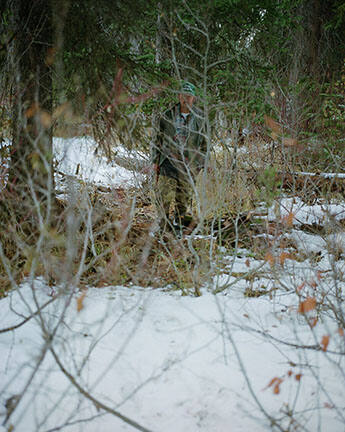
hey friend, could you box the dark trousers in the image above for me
[155,174,191,222]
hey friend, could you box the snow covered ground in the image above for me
[1,137,345,431]
[0,260,344,432]
[54,136,146,190]
[268,196,345,227]
[1,257,344,432]
[1,136,146,192]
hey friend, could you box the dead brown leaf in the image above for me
[25,102,39,118]
[76,290,87,312]
[279,252,293,266]
[264,377,283,395]
[282,211,295,227]
[40,111,52,128]
[298,297,317,314]
[264,115,282,135]
[273,382,281,394]
[264,251,275,267]
[321,335,330,352]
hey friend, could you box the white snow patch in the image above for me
[268,197,345,226]
[1,280,344,432]
[1,137,146,191]
[54,136,143,188]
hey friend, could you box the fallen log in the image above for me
[279,171,345,194]
[56,170,112,193]
[246,169,345,195]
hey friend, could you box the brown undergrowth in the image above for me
[0,183,220,296]
[0,163,297,297]
[79,188,217,294]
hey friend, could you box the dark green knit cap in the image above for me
[181,81,196,96]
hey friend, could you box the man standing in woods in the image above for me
[152,81,207,233]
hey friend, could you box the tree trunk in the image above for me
[8,0,54,224]
[287,0,323,135]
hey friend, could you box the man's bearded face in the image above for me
[179,93,195,110]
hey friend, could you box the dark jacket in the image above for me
[152,103,207,179]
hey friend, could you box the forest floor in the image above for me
[0,136,344,432]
